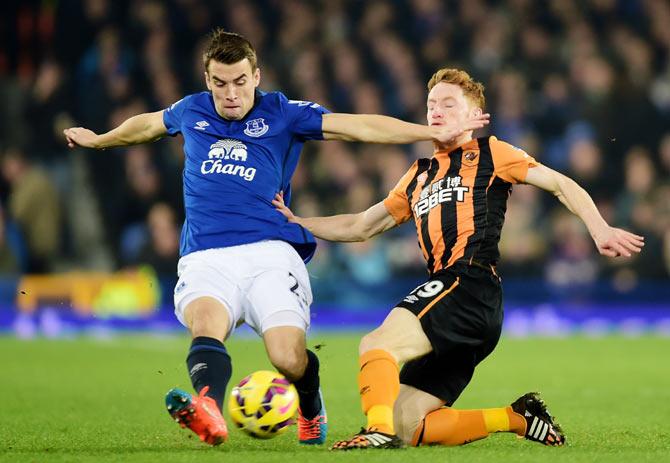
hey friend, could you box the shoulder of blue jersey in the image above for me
[166,92,210,113]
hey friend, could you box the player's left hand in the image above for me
[593,226,644,258]
[434,113,490,144]
[272,192,298,222]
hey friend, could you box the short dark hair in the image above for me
[203,28,257,71]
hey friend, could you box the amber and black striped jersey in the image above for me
[383,136,539,275]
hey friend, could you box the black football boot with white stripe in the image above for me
[330,428,404,450]
[511,392,566,446]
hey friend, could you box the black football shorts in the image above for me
[396,262,503,405]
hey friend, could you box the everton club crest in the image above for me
[244,118,269,137]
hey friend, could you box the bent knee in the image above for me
[186,298,231,340]
[358,331,427,363]
[359,329,397,355]
[269,351,307,381]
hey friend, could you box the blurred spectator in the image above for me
[546,210,599,288]
[116,145,181,264]
[334,179,391,286]
[498,185,546,277]
[24,59,73,163]
[0,204,23,274]
[1,147,61,272]
[134,202,180,276]
[565,130,610,202]
[490,70,534,148]
[659,133,670,175]
[0,0,667,293]
[616,146,656,229]
[611,147,667,279]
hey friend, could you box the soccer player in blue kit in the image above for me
[63,29,489,446]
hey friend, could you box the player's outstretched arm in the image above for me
[272,192,397,242]
[321,113,489,145]
[63,110,168,149]
[524,164,645,258]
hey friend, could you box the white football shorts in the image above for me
[173,240,313,338]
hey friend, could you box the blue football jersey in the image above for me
[163,90,329,262]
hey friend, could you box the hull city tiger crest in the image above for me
[244,118,269,137]
[464,150,479,161]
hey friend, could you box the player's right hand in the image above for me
[63,127,100,149]
[272,192,298,223]
[593,226,645,258]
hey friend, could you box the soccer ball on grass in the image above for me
[228,370,299,439]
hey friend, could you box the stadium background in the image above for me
[0,0,668,334]
[1,1,670,462]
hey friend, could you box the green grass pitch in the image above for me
[1,333,668,462]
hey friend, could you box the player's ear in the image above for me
[253,67,260,87]
[470,106,483,118]
[204,72,211,91]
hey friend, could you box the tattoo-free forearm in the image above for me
[95,112,166,148]
[324,114,439,143]
[296,213,369,242]
[555,174,608,238]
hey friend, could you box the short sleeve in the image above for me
[281,93,331,141]
[163,95,194,136]
[490,137,540,184]
[383,161,420,225]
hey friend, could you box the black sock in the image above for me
[294,349,322,420]
[186,336,232,411]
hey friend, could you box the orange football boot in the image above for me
[165,386,228,445]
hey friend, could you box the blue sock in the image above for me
[294,349,322,419]
[186,336,232,411]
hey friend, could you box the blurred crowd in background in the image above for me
[0,0,669,301]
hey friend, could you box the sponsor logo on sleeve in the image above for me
[288,100,321,109]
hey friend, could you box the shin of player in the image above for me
[183,296,324,437]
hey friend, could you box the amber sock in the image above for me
[412,406,526,446]
[358,349,399,434]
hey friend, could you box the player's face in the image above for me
[205,58,260,120]
[426,82,481,131]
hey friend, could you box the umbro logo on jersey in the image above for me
[244,118,269,137]
[194,120,210,131]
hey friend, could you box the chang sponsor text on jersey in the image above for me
[162,90,330,260]
[201,139,256,181]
